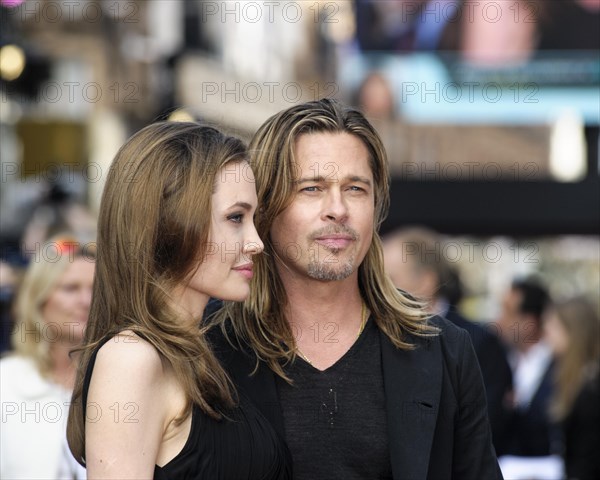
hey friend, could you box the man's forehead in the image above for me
[292,137,371,175]
[294,131,368,153]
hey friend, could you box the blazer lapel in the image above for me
[381,331,442,480]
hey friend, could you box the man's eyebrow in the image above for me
[348,175,372,186]
[295,175,372,186]
[295,176,327,184]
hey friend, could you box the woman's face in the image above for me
[543,309,570,356]
[179,162,263,313]
[41,257,95,344]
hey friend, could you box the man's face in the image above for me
[497,287,526,345]
[269,132,375,282]
[382,240,437,301]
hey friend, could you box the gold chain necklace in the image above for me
[295,302,369,366]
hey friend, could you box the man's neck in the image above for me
[282,273,363,326]
[516,330,542,354]
[279,270,366,370]
[517,336,546,357]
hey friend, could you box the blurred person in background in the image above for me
[383,227,513,454]
[0,260,18,354]
[354,0,599,65]
[66,122,290,479]
[496,277,563,479]
[460,0,600,65]
[355,71,396,121]
[0,236,94,479]
[544,296,600,480]
[20,177,97,262]
[353,70,409,176]
[354,0,461,52]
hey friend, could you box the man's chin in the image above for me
[307,262,355,282]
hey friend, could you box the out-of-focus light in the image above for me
[550,110,587,182]
[323,2,355,44]
[168,108,195,123]
[0,45,26,81]
[1,0,26,7]
[0,98,23,124]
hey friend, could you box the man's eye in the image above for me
[301,186,320,192]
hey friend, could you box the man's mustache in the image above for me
[309,226,359,242]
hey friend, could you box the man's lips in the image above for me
[233,263,254,279]
[314,234,354,249]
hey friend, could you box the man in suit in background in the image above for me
[496,278,561,458]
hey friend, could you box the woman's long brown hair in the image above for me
[67,122,247,465]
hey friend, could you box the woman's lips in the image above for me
[233,263,254,279]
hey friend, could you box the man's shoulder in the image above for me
[425,314,469,344]
[404,314,471,362]
[448,309,509,353]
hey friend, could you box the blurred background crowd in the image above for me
[0,1,598,479]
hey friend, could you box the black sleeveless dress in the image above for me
[82,337,292,479]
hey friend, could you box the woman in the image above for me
[67,122,290,479]
[1,236,94,479]
[544,296,600,480]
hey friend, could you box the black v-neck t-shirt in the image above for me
[276,318,393,480]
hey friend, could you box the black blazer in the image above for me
[210,314,503,480]
[443,307,513,454]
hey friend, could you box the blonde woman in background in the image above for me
[544,297,600,480]
[0,236,94,479]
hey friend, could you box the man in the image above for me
[382,227,513,455]
[211,99,502,479]
[496,278,560,458]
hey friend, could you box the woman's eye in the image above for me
[60,284,78,292]
[227,213,243,224]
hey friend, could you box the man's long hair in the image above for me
[218,99,437,379]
